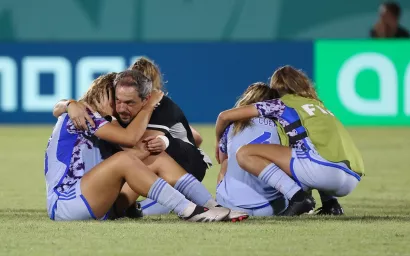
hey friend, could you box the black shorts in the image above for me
[165,138,208,182]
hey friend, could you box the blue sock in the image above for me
[174,174,216,207]
[139,198,171,216]
[147,178,192,216]
[319,191,336,202]
[258,163,301,200]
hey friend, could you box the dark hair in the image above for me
[383,2,401,18]
[114,70,152,99]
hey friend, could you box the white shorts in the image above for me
[49,179,108,221]
[290,149,361,197]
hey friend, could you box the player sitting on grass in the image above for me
[128,57,213,216]
[52,70,248,222]
[45,71,231,222]
[215,82,289,216]
[215,66,364,216]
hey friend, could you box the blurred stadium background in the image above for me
[1,1,410,255]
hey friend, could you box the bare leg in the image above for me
[236,144,314,216]
[236,144,292,176]
[143,152,187,186]
[109,149,246,220]
[80,151,159,218]
[112,150,186,214]
[110,150,212,216]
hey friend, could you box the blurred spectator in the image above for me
[371,2,409,38]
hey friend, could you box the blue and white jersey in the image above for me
[44,111,108,215]
[218,117,283,206]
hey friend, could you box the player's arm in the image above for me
[53,99,96,130]
[143,98,176,153]
[139,129,170,154]
[53,99,69,118]
[215,105,258,142]
[216,99,282,141]
[95,91,164,147]
[190,126,203,147]
[217,151,228,185]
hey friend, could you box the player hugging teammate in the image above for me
[45,58,363,221]
[215,66,364,216]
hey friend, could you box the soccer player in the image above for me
[125,57,214,215]
[216,83,289,216]
[53,70,248,221]
[45,71,230,221]
[215,66,364,216]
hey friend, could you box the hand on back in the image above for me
[67,101,95,130]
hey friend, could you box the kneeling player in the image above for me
[216,83,289,216]
[215,66,363,216]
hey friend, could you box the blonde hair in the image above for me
[129,57,163,91]
[269,65,320,101]
[232,82,278,135]
[79,72,116,114]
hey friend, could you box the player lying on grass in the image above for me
[215,66,364,216]
[216,83,289,216]
[53,70,248,221]
[45,71,231,222]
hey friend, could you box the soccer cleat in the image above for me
[281,190,316,216]
[224,210,249,222]
[108,202,144,220]
[125,202,144,219]
[304,193,316,215]
[214,205,249,222]
[316,198,344,216]
[180,206,230,222]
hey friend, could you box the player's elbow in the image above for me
[217,111,228,123]
[122,135,140,148]
[191,130,203,147]
[52,109,59,118]
[52,105,62,118]
[195,136,203,147]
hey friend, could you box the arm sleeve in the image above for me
[253,99,286,119]
[67,109,109,135]
[218,125,231,154]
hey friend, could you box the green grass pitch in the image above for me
[0,126,409,256]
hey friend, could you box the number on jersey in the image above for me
[248,132,272,144]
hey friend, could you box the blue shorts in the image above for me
[49,179,108,221]
[291,149,360,197]
[216,177,288,216]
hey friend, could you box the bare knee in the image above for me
[236,145,252,169]
[114,151,144,169]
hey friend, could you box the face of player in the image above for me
[115,85,148,125]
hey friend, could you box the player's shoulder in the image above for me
[162,95,183,111]
[159,95,173,106]
[155,95,183,116]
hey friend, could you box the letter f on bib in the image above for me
[302,104,316,116]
